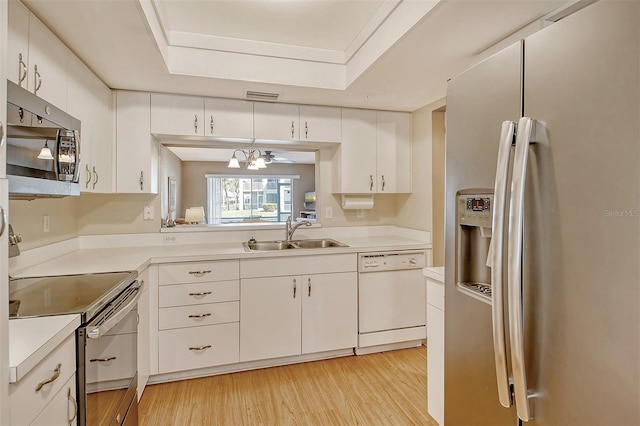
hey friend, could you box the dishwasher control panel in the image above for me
[359,251,427,272]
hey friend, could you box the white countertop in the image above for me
[12,236,430,278]
[423,266,445,282]
[9,314,81,383]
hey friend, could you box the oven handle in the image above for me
[87,281,143,339]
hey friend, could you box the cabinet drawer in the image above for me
[159,301,239,330]
[159,260,239,285]
[9,334,76,426]
[158,280,239,307]
[86,333,136,384]
[158,323,239,373]
[31,373,77,426]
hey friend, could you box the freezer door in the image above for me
[521,1,640,424]
[444,42,521,425]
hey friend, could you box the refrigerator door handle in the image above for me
[508,116,537,421]
[491,120,516,408]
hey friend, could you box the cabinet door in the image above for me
[27,15,69,108]
[116,91,158,194]
[254,102,299,140]
[376,111,411,193]
[205,98,253,139]
[240,276,301,362]
[7,0,29,88]
[301,272,357,354]
[31,373,78,426]
[337,108,377,193]
[151,93,204,136]
[299,105,341,143]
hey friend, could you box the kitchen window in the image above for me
[206,175,297,224]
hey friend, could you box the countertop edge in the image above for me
[9,314,81,383]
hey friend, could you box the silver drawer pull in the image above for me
[189,345,212,351]
[35,363,61,392]
[188,270,212,277]
[188,313,212,319]
[89,357,117,363]
[188,291,212,297]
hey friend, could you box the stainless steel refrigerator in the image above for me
[444,1,639,425]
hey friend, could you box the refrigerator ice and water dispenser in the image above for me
[456,191,493,304]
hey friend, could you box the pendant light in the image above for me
[37,140,54,160]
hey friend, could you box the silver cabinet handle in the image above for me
[90,356,117,362]
[67,387,78,425]
[381,175,385,191]
[188,270,212,277]
[92,166,99,189]
[194,114,198,134]
[35,363,61,392]
[34,64,42,95]
[0,119,4,148]
[18,53,27,86]
[188,313,212,319]
[307,277,311,297]
[369,175,374,191]
[0,207,6,238]
[491,120,516,409]
[188,291,212,296]
[508,117,536,422]
[85,164,91,188]
[293,278,297,298]
[189,345,211,351]
[291,120,295,138]
[139,171,144,191]
[305,121,308,139]
[210,115,214,134]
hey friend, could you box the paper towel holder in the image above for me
[341,194,375,210]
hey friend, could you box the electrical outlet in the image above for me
[143,205,154,220]
[163,235,177,244]
[357,209,364,218]
[43,214,50,233]
[325,206,333,219]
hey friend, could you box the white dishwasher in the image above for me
[356,251,427,354]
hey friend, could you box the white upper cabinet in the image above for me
[333,108,377,194]
[254,102,299,141]
[205,97,253,139]
[67,54,114,193]
[150,93,204,136]
[8,1,70,109]
[333,108,411,194]
[299,105,341,143]
[376,111,411,193]
[7,0,29,89]
[116,91,158,194]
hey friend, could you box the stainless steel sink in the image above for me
[290,239,348,249]
[243,241,297,251]
[242,238,348,252]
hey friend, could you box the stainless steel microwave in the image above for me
[6,81,81,199]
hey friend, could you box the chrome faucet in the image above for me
[285,216,312,241]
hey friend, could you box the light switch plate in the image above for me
[325,206,333,219]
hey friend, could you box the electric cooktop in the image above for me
[9,271,137,321]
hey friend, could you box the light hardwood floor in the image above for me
[139,346,437,425]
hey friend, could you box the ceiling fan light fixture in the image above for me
[245,90,280,102]
[255,157,267,169]
[228,154,240,168]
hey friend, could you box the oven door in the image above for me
[77,283,141,425]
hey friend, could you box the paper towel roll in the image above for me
[341,195,374,210]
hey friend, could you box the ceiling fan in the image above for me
[261,150,294,164]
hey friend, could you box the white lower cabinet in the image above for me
[137,267,150,400]
[31,373,77,426]
[426,268,445,425]
[240,271,357,362]
[10,334,76,425]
